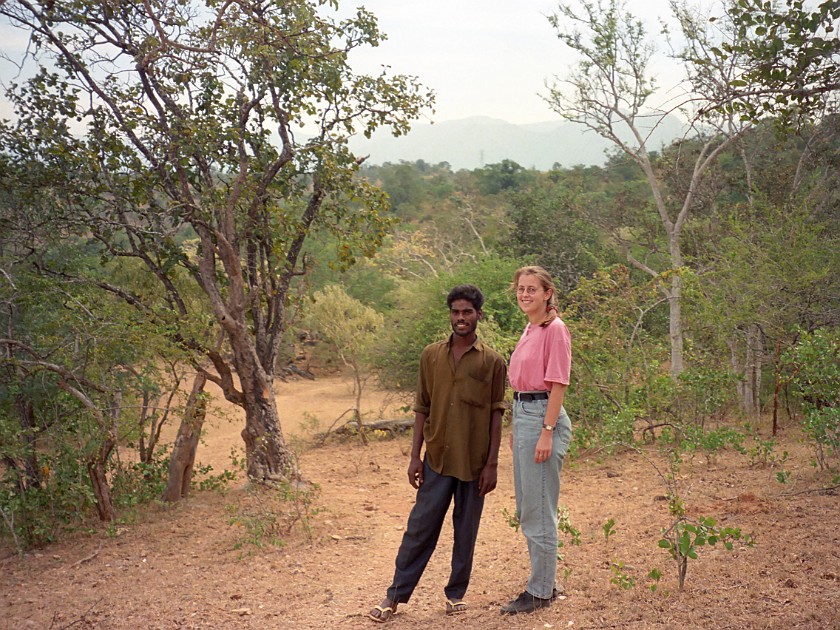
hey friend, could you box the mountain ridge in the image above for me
[348,114,688,170]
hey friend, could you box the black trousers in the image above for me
[386,458,485,603]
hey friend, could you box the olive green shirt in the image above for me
[414,335,507,482]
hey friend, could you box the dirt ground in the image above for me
[1,374,838,629]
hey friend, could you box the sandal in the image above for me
[369,604,396,623]
[445,599,468,615]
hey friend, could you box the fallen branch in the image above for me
[357,419,414,433]
[69,543,102,569]
[317,418,413,444]
[52,597,103,629]
[780,484,839,497]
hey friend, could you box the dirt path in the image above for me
[1,376,838,629]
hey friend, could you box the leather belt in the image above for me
[514,391,549,401]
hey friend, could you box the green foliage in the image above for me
[195,465,239,494]
[561,265,673,453]
[475,160,536,195]
[658,496,754,590]
[745,430,788,470]
[0,448,94,550]
[556,505,582,561]
[502,504,580,562]
[308,285,385,368]
[502,506,520,532]
[716,0,840,126]
[668,423,746,466]
[501,176,609,292]
[610,560,636,589]
[782,328,840,470]
[360,160,456,221]
[647,567,663,593]
[0,0,434,484]
[226,481,322,555]
[603,517,617,542]
[675,366,740,426]
[110,456,170,510]
[804,408,840,471]
[694,200,839,372]
[0,252,191,534]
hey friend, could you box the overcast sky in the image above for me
[0,0,695,125]
[338,0,691,125]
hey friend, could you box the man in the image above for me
[369,284,507,623]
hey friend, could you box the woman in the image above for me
[501,265,573,616]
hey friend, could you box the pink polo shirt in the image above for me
[509,317,572,392]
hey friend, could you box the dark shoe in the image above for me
[500,590,556,615]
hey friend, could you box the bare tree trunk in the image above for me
[162,373,207,502]
[15,395,41,489]
[746,324,763,415]
[352,359,368,446]
[240,396,296,482]
[233,347,297,482]
[87,455,116,522]
[668,275,684,378]
[88,412,117,523]
[730,325,763,416]
[729,337,746,405]
[85,393,119,522]
[743,330,756,414]
[772,339,781,436]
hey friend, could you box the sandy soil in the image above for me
[1,374,838,630]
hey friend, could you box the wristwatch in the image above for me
[542,423,555,431]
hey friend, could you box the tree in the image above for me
[307,284,383,444]
[689,197,840,415]
[715,0,840,126]
[501,169,613,292]
[161,371,208,502]
[0,0,433,482]
[0,255,175,524]
[545,0,752,377]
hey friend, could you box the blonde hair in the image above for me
[512,265,558,327]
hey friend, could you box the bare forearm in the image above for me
[410,412,427,459]
[486,409,503,465]
[544,382,567,428]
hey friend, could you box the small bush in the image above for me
[227,480,322,555]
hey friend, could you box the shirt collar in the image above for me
[448,334,483,352]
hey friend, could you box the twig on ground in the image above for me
[780,484,839,497]
[51,597,103,629]
[69,543,102,569]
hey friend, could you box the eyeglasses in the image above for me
[516,286,541,295]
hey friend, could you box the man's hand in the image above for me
[408,456,424,489]
[478,461,498,496]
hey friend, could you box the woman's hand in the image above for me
[534,431,552,463]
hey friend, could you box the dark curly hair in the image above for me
[446,284,484,311]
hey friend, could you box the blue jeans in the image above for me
[512,398,573,599]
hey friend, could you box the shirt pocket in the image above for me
[460,372,491,408]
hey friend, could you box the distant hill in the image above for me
[348,114,689,171]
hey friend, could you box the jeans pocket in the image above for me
[520,399,546,418]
